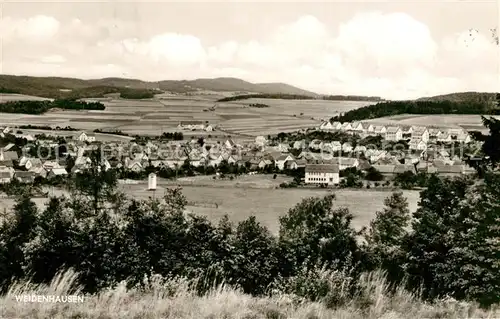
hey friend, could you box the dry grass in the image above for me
[1,269,498,319]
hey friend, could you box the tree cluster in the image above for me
[0,99,105,115]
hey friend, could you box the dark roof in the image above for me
[305,164,340,173]
[14,171,35,177]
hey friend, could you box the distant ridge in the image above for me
[0,74,318,99]
[416,91,500,103]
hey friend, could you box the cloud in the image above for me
[1,12,498,99]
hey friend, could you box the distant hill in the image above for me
[416,92,500,105]
[0,75,319,99]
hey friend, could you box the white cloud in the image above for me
[1,12,499,99]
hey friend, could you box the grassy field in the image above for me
[0,95,370,138]
[0,175,420,234]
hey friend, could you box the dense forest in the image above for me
[0,99,105,114]
[331,100,500,122]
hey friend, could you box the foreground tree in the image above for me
[364,192,410,282]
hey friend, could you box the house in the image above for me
[178,121,205,130]
[47,168,68,179]
[275,154,295,170]
[29,166,48,178]
[411,127,429,143]
[437,132,452,143]
[0,167,14,184]
[373,125,387,135]
[258,159,273,169]
[305,164,340,185]
[14,171,36,183]
[409,139,427,151]
[18,157,42,170]
[331,141,342,152]
[341,142,353,153]
[354,145,367,153]
[340,122,352,131]
[456,133,471,144]
[0,150,18,161]
[364,123,375,133]
[350,122,364,132]
[204,125,214,132]
[385,126,403,141]
[402,126,413,135]
[371,164,396,177]
[127,161,143,172]
[2,143,15,151]
[319,121,334,130]
[255,136,267,147]
[76,132,96,143]
[331,121,342,130]
[293,140,306,150]
[224,139,236,149]
[393,164,416,175]
[332,157,359,170]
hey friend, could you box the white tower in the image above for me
[148,173,157,191]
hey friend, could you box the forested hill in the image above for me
[416,92,500,103]
[0,75,318,99]
[331,99,500,123]
[217,93,384,102]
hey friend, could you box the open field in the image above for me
[0,95,371,138]
[0,93,53,102]
[0,175,419,234]
[364,114,500,132]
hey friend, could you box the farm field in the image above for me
[0,95,370,138]
[364,114,499,132]
[0,93,53,102]
[0,175,419,234]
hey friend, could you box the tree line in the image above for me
[0,99,105,115]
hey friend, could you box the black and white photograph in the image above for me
[0,1,499,318]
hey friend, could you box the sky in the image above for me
[0,1,499,99]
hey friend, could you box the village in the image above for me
[0,118,478,189]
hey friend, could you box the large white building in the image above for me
[305,164,340,185]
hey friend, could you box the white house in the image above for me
[341,142,353,153]
[331,141,342,152]
[255,136,267,147]
[224,139,236,149]
[365,124,375,133]
[0,167,14,184]
[331,121,342,130]
[305,164,340,185]
[340,122,352,131]
[332,157,359,170]
[437,133,452,143]
[77,132,96,143]
[350,122,364,132]
[411,127,429,143]
[373,125,387,135]
[47,168,68,178]
[275,154,295,170]
[204,125,214,132]
[319,121,334,130]
[409,139,427,151]
[385,126,403,141]
[178,121,206,130]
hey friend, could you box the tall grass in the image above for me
[1,269,499,319]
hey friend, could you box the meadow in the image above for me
[0,94,370,138]
[0,174,420,234]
